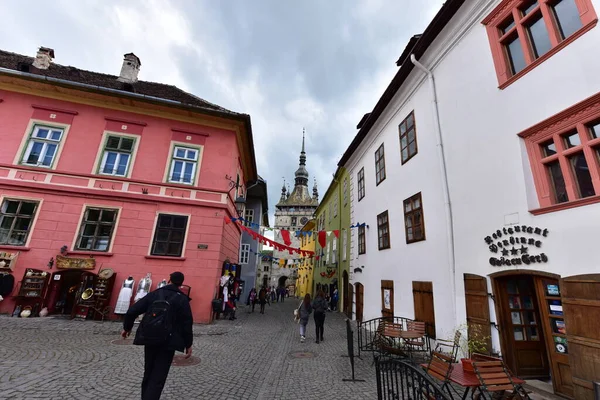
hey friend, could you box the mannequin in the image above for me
[134,273,152,302]
[157,279,168,289]
[114,276,135,315]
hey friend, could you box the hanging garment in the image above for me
[134,273,152,302]
[0,273,15,297]
[114,277,135,315]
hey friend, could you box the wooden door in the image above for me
[535,277,573,398]
[412,281,436,338]
[561,274,600,400]
[346,283,353,319]
[497,276,549,378]
[355,283,364,323]
[381,280,394,318]
[464,274,492,354]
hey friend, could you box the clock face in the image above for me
[300,217,309,225]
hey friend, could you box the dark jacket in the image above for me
[312,296,328,313]
[123,284,193,352]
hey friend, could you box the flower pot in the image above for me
[461,358,475,373]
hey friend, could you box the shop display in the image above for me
[0,272,15,298]
[114,276,135,315]
[157,279,167,289]
[18,269,50,298]
[71,270,117,321]
[134,273,152,302]
[0,251,19,271]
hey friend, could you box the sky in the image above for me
[0,0,443,227]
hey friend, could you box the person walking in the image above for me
[121,271,193,400]
[297,294,312,343]
[247,288,257,313]
[312,289,328,343]
[258,287,267,314]
[331,287,339,311]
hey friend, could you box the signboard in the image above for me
[484,226,549,267]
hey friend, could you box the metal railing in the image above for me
[357,316,433,358]
[375,356,453,400]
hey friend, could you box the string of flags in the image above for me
[229,216,368,247]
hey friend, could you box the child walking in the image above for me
[298,294,312,343]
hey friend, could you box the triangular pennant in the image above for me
[333,230,340,238]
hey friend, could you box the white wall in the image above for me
[346,0,600,347]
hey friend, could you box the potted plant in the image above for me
[457,324,490,373]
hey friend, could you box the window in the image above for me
[244,209,254,227]
[0,199,38,246]
[343,177,348,205]
[151,214,188,257]
[333,196,338,217]
[168,146,199,185]
[332,237,337,264]
[357,168,365,201]
[404,193,425,243]
[75,207,118,251]
[326,241,330,264]
[399,111,418,164]
[358,225,366,255]
[483,0,597,87]
[240,244,250,264]
[377,211,390,250]
[264,265,269,272]
[291,216,297,226]
[328,203,332,221]
[520,93,600,212]
[375,143,386,185]
[20,125,64,168]
[98,135,135,177]
[342,229,347,261]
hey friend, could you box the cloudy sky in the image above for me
[0,0,442,226]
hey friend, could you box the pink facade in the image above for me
[0,88,250,323]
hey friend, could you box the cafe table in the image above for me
[421,362,525,400]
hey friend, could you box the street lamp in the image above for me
[225,174,246,217]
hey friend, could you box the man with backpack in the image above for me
[121,271,193,400]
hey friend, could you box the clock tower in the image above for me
[270,130,319,290]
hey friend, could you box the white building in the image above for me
[339,0,600,398]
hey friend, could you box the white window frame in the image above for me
[326,241,330,264]
[332,237,337,264]
[244,209,254,227]
[168,146,199,185]
[0,197,41,246]
[20,125,65,168]
[97,134,137,177]
[148,212,191,258]
[342,230,347,261]
[240,243,250,264]
[74,206,120,252]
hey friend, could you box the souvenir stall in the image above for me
[0,251,18,303]
[12,268,51,318]
[212,261,241,319]
[70,269,117,321]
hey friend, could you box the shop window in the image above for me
[520,92,600,213]
[377,210,390,250]
[240,244,250,264]
[98,135,136,177]
[483,0,597,88]
[75,207,118,252]
[20,125,64,168]
[404,193,425,243]
[357,168,365,201]
[375,143,386,185]
[358,225,366,254]
[0,199,39,246]
[399,111,418,164]
[150,214,188,257]
[167,145,200,185]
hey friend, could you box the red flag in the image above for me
[318,231,326,248]
[333,230,340,238]
[224,216,231,224]
[316,255,320,261]
[280,230,292,246]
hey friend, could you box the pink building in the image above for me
[0,47,257,323]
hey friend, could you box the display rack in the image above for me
[0,251,19,271]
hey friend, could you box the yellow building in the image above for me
[298,218,316,298]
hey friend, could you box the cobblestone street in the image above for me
[0,300,377,400]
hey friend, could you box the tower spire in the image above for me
[294,128,309,187]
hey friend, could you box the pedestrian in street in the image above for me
[271,286,277,303]
[258,287,267,314]
[121,271,193,400]
[312,289,328,344]
[331,287,339,311]
[247,288,257,313]
[297,293,312,343]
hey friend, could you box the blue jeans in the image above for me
[300,322,307,336]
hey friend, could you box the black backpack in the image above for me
[136,289,176,346]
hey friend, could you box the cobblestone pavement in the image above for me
[0,300,377,400]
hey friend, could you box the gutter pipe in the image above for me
[410,54,457,324]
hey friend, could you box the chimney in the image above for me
[117,53,141,83]
[32,47,55,70]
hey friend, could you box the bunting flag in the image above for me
[318,231,326,248]
[230,216,368,236]
[280,230,292,246]
[333,230,340,238]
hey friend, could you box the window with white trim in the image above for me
[342,229,347,261]
[333,195,338,217]
[21,125,64,168]
[151,214,188,257]
[168,146,199,184]
[99,135,135,177]
[326,241,330,264]
[244,209,254,227]
[332,237,337,264]
[240,243,250,264]
[0,199,39,246]
[343,177,348,205]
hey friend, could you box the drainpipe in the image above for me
[410,54,457,325]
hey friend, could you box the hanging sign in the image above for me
[484,225,549,267]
